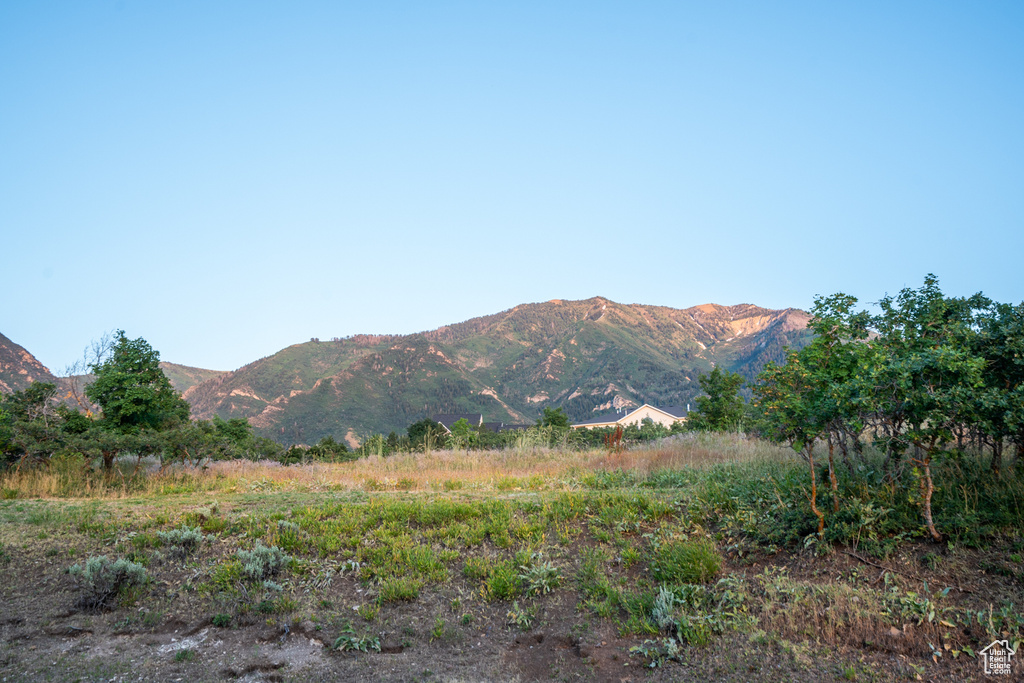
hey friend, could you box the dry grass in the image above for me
[0,433,795,500]
[591,432,791,474]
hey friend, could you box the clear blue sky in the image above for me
[3,2,1022,372]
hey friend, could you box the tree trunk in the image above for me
[991,438,1003,474]
[917,442,942,543]
[807,442,825,535]
[827,436,840,512]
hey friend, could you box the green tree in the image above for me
[687,367,745,432]
[754,355,829,533]
[537,407,570,429]
[865,276,985,541]
[407,418,447,453]
[85,331,191,436]
[448,418,478,450]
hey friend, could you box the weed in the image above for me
[430,616,445,641]
[463,556,492,580]
[212,613,232,628]
[629,638,683,668]
[357,603,379,621]
[174,649,196,663]
[519,555,561,596]
[651,538,722,584]
[334,623,381,652]
[485,560,521,601]
[378,576,422,603]
[506,601,535,631]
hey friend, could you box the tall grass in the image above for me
[0,433,790,500]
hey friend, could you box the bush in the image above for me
[68,556,147,608]
[236,543,288,582]
[651,539,722,584]
[157,526,203,556]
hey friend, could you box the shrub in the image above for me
[651,539,722,584]
[68,556,147,608]
[157,526,204,557]
[212,613,231,628]
[236,543,288,582]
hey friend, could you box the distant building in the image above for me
[432,414,532,434]
[432,414,483,433]
[572,404,688,430]
[481,421,533,433]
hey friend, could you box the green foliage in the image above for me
[519,554,561,595]
[378,576,423,602]
[651,539,722,584]
[485,560,522,601]
[211,613,231,627]
[334,623,382,652]
[537,407,571,429]
[68,555,147,608]
[506,601,535,630]
[686,367,746,432]
[156,526,203,556]
[407,418,448,452]
[751,276,1024,542]
[86,331,191,436]
[236,543,288,582]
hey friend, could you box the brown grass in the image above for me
[0,433,795,500]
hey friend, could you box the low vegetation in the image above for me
[0,432,1020,680]
[1,276,1022,679]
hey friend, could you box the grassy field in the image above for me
[0,434,1021,682]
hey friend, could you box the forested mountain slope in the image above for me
[184,298,812,443]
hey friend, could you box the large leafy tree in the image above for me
[687,366,745,432]
[864,276,986,541]
[85,331,191,435]
[538,407,571,429]
[974,301,1024,472]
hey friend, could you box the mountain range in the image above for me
[2,297,812,444]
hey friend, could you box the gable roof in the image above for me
[572,404,689,428]
[658,405,689,418]
[573,410,628,426]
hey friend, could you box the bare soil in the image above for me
[1,509,1021,682]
